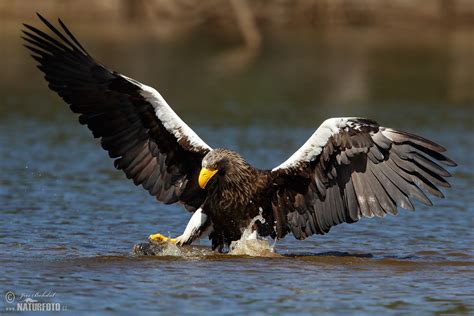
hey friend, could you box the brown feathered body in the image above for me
[199,149,275,250]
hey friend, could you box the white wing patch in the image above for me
[272,117,351,171]
[381,128,395,141]
[120,75,211,151]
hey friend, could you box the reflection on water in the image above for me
[0,25,473,314]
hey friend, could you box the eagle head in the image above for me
[198,149,251,189]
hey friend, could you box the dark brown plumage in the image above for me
[23,14,456,252]
[22,14,209,212]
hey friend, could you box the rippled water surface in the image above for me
[1,26,473,314]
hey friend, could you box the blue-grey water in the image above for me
[1,24,473,314]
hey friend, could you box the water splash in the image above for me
[152,241,184,256]
[134,240,215,257]
[229,212,278,257]
[135,212,279,257]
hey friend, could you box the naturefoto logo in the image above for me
[4,290,68,312]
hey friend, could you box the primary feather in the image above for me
[23,13,211,211]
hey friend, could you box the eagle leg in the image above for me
[148,208,212,246]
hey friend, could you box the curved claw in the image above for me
[148,233,177,244]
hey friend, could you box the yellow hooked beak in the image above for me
[198,168,218,189]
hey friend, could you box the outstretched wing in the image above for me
[271,117,456,239]
[22,14,211,211]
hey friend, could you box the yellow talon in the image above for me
[148,233,177,244]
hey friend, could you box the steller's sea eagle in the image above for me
[23,14,456,252]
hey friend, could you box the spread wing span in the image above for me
[22,14,212,211]
[271,117,456,239]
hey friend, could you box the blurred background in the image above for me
[1,0,473,124]
[1,1,473,314]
